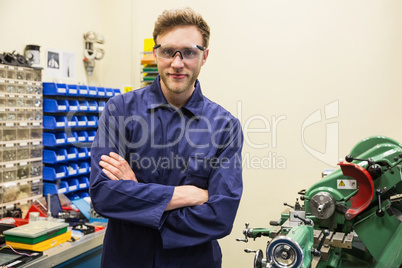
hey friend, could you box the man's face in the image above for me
[153,25,209,98]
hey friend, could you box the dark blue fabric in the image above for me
[89,76,243,268]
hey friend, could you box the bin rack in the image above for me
[88,101,98,112]
[96,87,106,98]
[77,101,88,112]
[77,147,88,159]
[66,193,80,200]
[67,84,78,96]
[106,88,114,97]
[43,165,67,181]
[66,132,78,144]
[88,131,96,142]
[78,85,89,96]
[65,178,79,192]
[43,148,68,164]
[78,162,89,175]
[43,115,67,129]
[78,192,90,198]
[43,99,69,113]
[88,86,98,97]
[75,116,87,127]
[87,116,98,128]
[68,100,79,112]
[43,132,67,147]
[114,88,121,96]
[66,147,78,161]
[67,116,78,128]
[43,82,67,96]
[42,84,120,198]
[78,177,89,190]
[43,181,69,195]
[77,131,88,142]
[98,101,106,112]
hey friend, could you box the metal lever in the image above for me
[294,214,312,225]
[345,155,375,165]
[283,203,294,209]
[312,229,330,257]
[236,222,249,242]
[376,189,385,217]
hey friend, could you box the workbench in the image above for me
[20,229,105,267]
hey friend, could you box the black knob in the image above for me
[4,53,15,63]
[345,155,354,162]
[368,164,382,179]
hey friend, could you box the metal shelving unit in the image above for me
[0,63,44,217]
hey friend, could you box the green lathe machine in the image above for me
[237,136,402,268]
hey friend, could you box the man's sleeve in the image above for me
[89,98,175,229]
[160,118,244,249]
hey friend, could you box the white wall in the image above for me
[1,1,402,267]
[0,0,132,88]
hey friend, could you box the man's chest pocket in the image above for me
[185,156,211,189]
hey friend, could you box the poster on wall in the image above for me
[46,49,76,79]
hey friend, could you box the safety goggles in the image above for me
[153,43,206,61]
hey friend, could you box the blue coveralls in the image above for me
[89,77,243,267]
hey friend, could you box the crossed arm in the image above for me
[99,152,209,211]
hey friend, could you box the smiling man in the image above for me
[89,7,243,268]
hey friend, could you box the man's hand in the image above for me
[165,185,209,211]
[99,152,138,182]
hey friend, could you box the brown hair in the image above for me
[153,7,210,47]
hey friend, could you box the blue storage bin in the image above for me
[66,147,78,160]
[68,100,79,112]
[78,162,89,175]
[88,86,98,97]
[43,82,67,95]
[87,130,96,142]
[66,163,79,177]
[78,192,90,198]
[43,183,58,195]
[97,87,106,97]
[58,181,69,193]
[87,147,91,157]
[88,100,98,112]
[66,193,80,200]
[67,116,78,128]
[77,131,88,142]
[43,99,68,113]
[77,147,88,159]
[106,88,114,97]
[98,101,106,112]
[43,165,67,181]
[77,116,88,127]
[78,85,88,96]
[66,131,78,143]
[114,88,121,96]
[78,101,89,112]
[65,178,79,192]
[87,116,98,127]
[43,148,67,164]
[78,176,89,189]
[67,84,78,96]
[43,132,67,146]
[43,115,67,129]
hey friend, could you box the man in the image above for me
[90,7,243,267]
